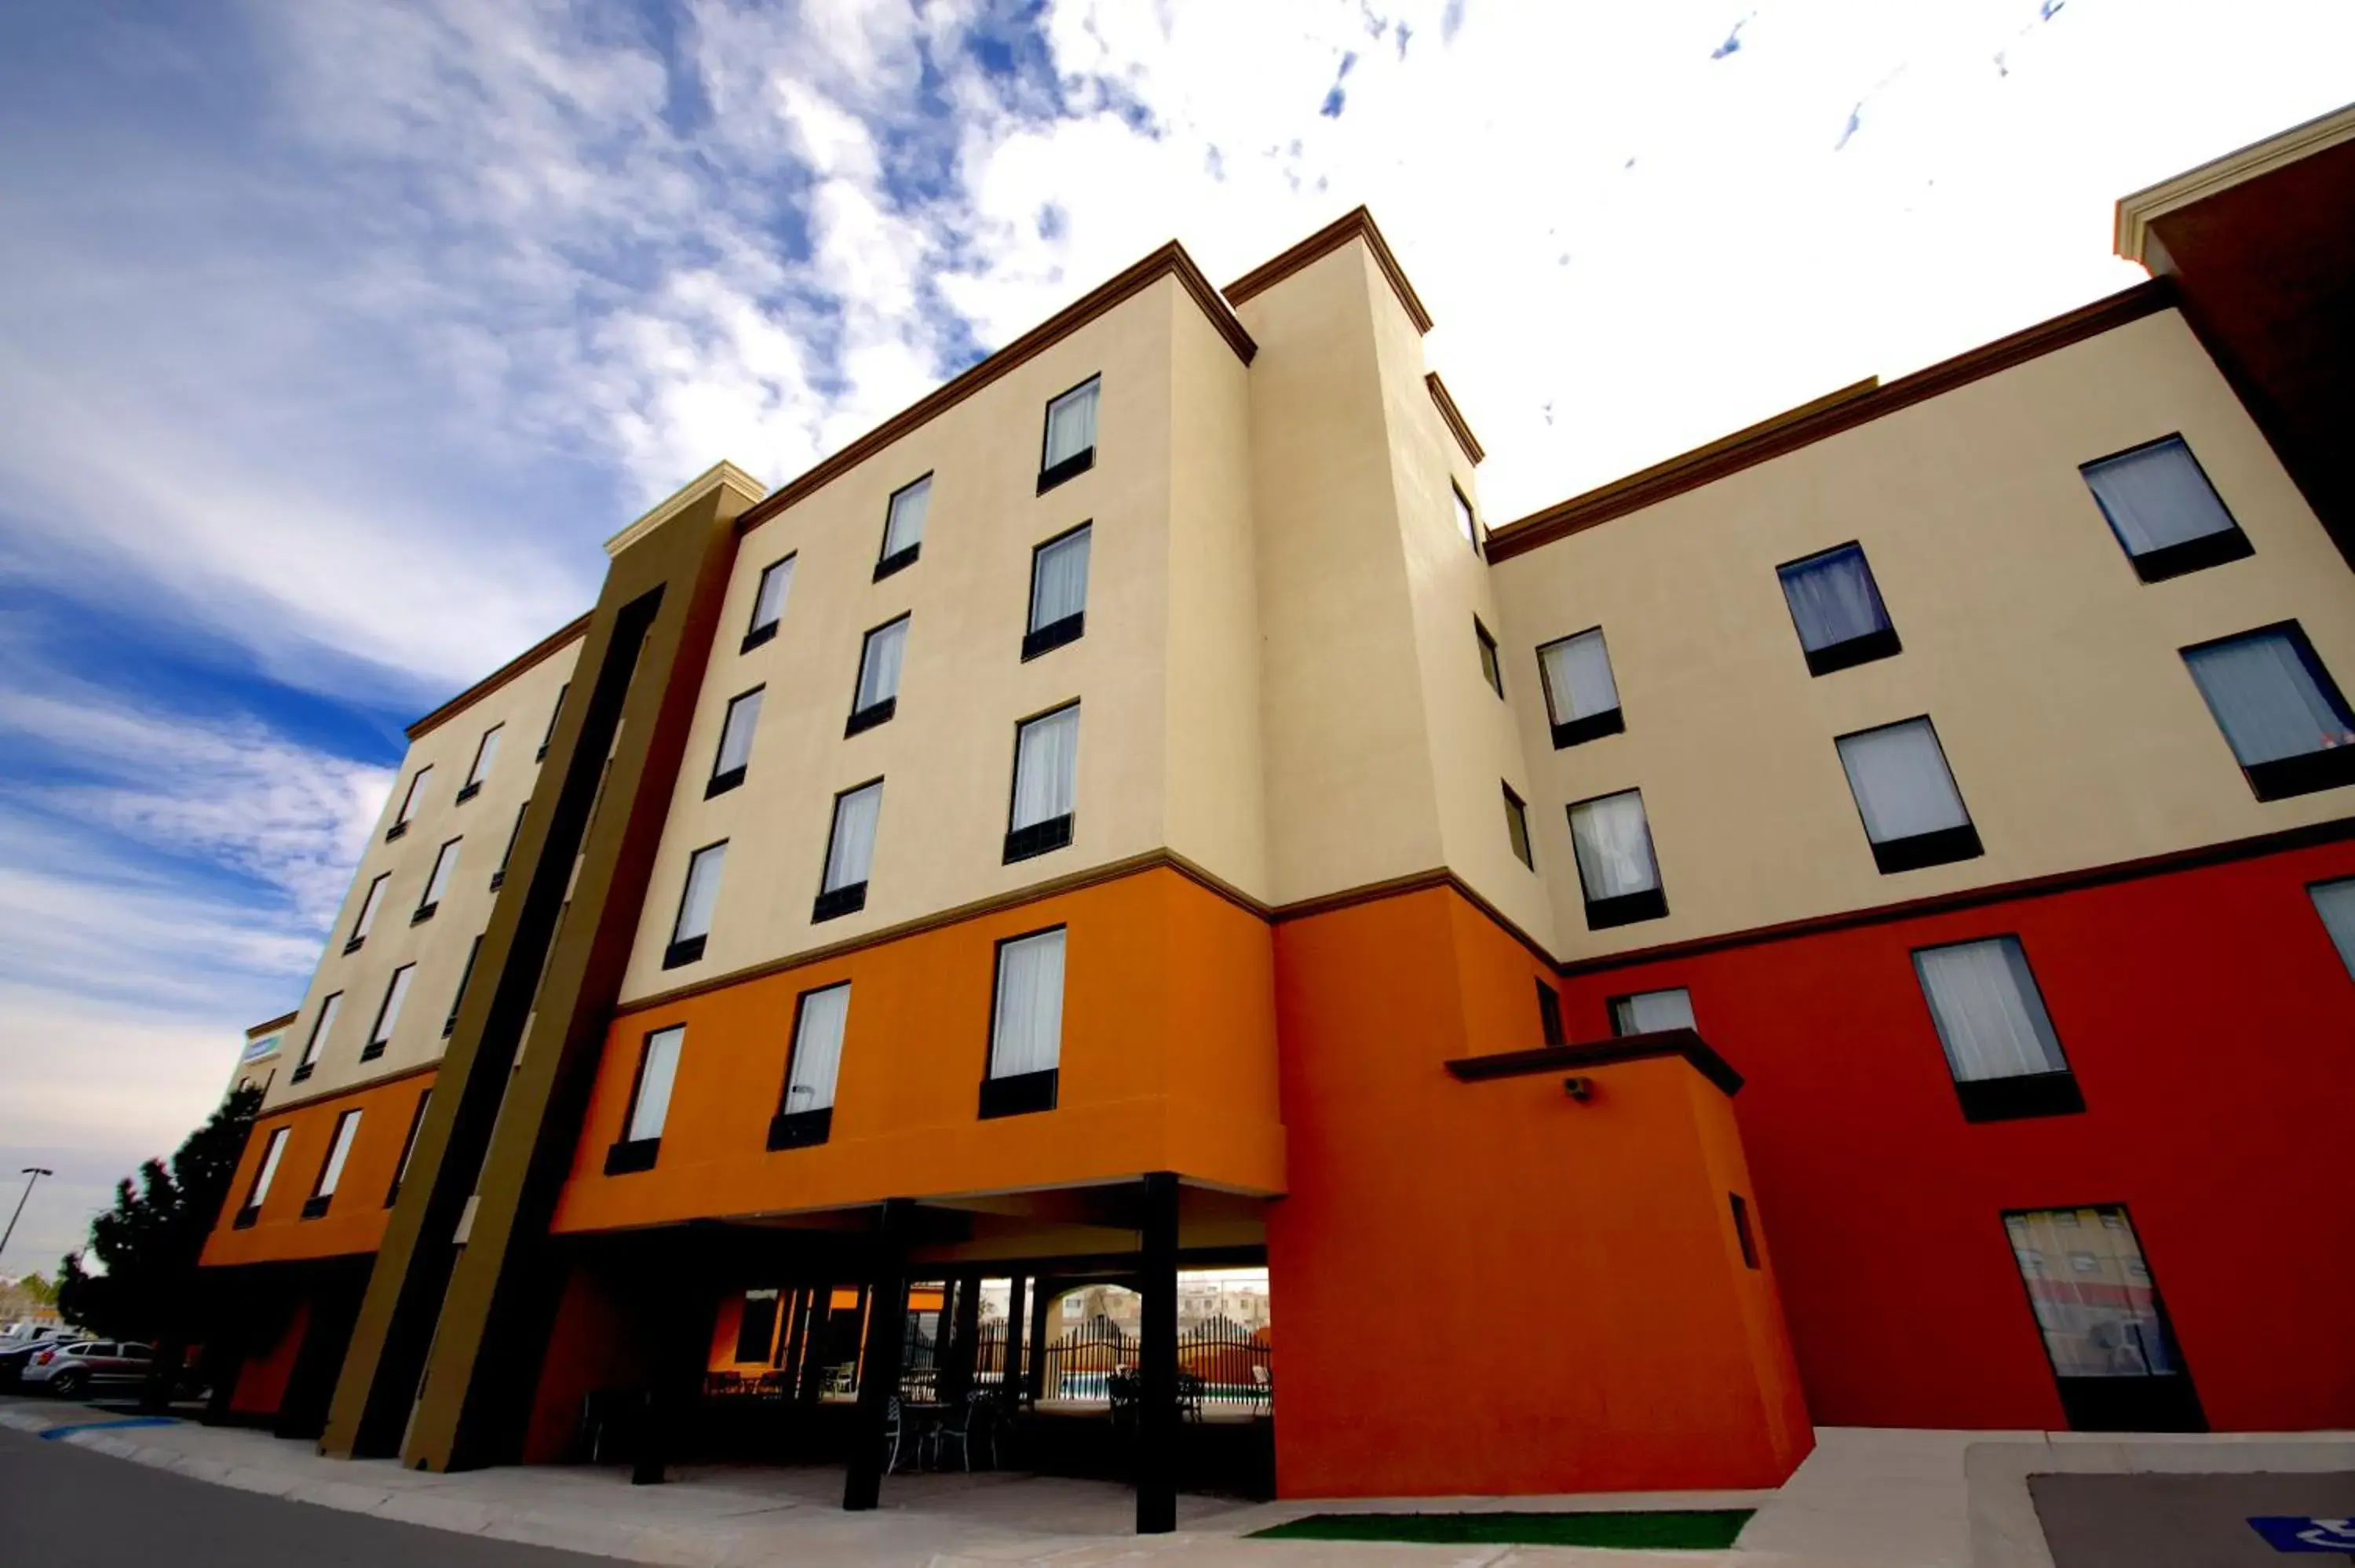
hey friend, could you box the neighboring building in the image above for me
[199,108,2355,1526]
[227,1013,296,1099]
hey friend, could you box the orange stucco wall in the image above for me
[203,1071,437,1267]
[1265,886,1812,1497]
[550,867,1283,1231]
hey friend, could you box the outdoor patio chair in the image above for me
[884,1395,907,1474]
[922,1389,994,1471]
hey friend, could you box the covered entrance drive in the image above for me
[526,1173,1272,1533]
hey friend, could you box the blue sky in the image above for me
[1,0,2350,1273]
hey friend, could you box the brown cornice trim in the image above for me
[1426,372,1484,465]
[259,1059,439,1121]
[1446,1029,1744,1098]
[732,245,1254,539]
[1556,814,2355,979]
[1484,280,2178,563]
[406,614,594,741]
[614,851,1272,1018]
[1223,206,1434,334]
[1269,866,1557,971]
[246,1010,299,1036]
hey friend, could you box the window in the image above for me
[293,994,341,1085]
[875,475,930,579]
[736,1289,781,1364]
[302,1110,362,1219]
[491,801,527,891]
[770,982,849,1150]
[1535,981,1565,1047]
[414,837,462,922]
[386,1090,430,1206]
[1451,483,1480,551]
[457,725,502,802]
[608,1025,684,1173]
[664,841,726,968]
[1567,789,1667,928]
[388,766,432,841]
[1502,783,1534,869]
[2003,1205,2203,1431]
[1039,375,1100,492]
[2081,436,2251,582]
[1729,1194,1760,1270]
[1610,987,1694,1036]
[360,965,414,1061]
[1536,628,1623,747]
[235,1127,289,1227]
[981,928,1065,1118]
[1006,704,1079,863]
[847,614,909,735]
[743,556,794,652]
[444,934,484,1040]
[1474,619,1503,698]
[707,687,764,798]
[1024,523,1091,659]
[538,683,568,760]
[1912,936,2079,1121]
[346,874,389,953]
[2313,878,2355,982]
[815,781,882,921]
[1835,717,1981,873]
[1778,543,1900,676]
[2181,623,2355,800]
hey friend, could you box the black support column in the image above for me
[843,1200,913,1511]
[1027,1278,1053,1402]
[1002,1273,1028,1406]
[1136,1172,1180,1535]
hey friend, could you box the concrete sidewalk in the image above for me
[1,1398,2345,1567]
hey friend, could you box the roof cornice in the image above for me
[604,460,768,558]
[405,612,595,741]
[1425,371,1483,465]
[2115,100,2355,264]
[1222,206,1433,333]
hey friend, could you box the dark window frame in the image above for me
[444,933,484,1040]
[490,800,528,891]
[358,964,414,1062]
[813,778,885,922]
[1004,699,1081,864]
[413,836,462,923]
[1474,618,1504,698]
[845,613,911,736]
[741,555,796,653]
[1036,374,1102,494]
[1021,520,1092,661]
[706,685,765,799]
[2080,433,2253,584]
[1608,987,1693,1037]
[1776,542,1901,677]
[291,994,340,1085]
[1535,981,1565,1047]
[387,766,431,841]
[301,1108,361,1220]
[874,473,932,581]
[1565,788,1670,929]
[1451,481,1483,555]
[455,724,502,803]
[1998,1203,2207,1432]
[345,873,389,954]
[537,683,568,760]
[769,981,849,1151]
[1502,782,1535,870]
[1834,715,1984,874]
[979,923,1069,1119]
[234,1126,288,1228]
[1910,935,2083,1123]
[663,839,728,969]
[2180,621,2355,802]
[605,1023,681,1176]
[384,1089,430,1207]
[1535,626,1627,748]
[1729,1194,1760,1269]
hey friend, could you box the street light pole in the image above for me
[0,1167,55,1271]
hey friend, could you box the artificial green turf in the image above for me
[1249,1508,1754,1549]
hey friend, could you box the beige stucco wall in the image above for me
[1490,307,2355,960]
[615,277,1196,1003]
[265,636,582,1110]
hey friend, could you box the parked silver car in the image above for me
[20,1339,152,1398]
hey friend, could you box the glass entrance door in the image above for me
[2003,1205,2206,1431]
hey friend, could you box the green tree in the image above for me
[57,1085,260,1406]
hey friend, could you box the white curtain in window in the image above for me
[2082,439,2235,554]
[353,877,387,939]
[825,785,882,891]
[884,476,931,555]
[1540,630,1620,722]
[250,1129,288,1203]
[302,994,341,1067]
[751,557,794,629]
[1838,720,1970,843]
[1043,380,1099,469]
[2310,878,2355,981]
[991,930,1066,1078]
[1031,527,1091,629]
[1612,988,1693,1036]
[2004,1208,2175,1378]
[318,1111,361,1196]
[423,841,461,905]
[398,766,432,823]
[1452,487,1478,545]
[856,618,907,711]
[469,727,502,786]
[629,1026,684,1142]
[717,690,763,775]
[1913,938,2065,1081]
[674,844,726,941]
[1012,707,1080,829]
[374,966,414,1044]
[2184,631,2355,765]
[785,984,850,1112]
[1568,790,1660,901]
[1780,546,1890,651]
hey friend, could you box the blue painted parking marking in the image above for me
[2250,1516,2355,1553]
[38,1417,180,1441]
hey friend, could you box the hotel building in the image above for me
[198,107,2355,1527]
